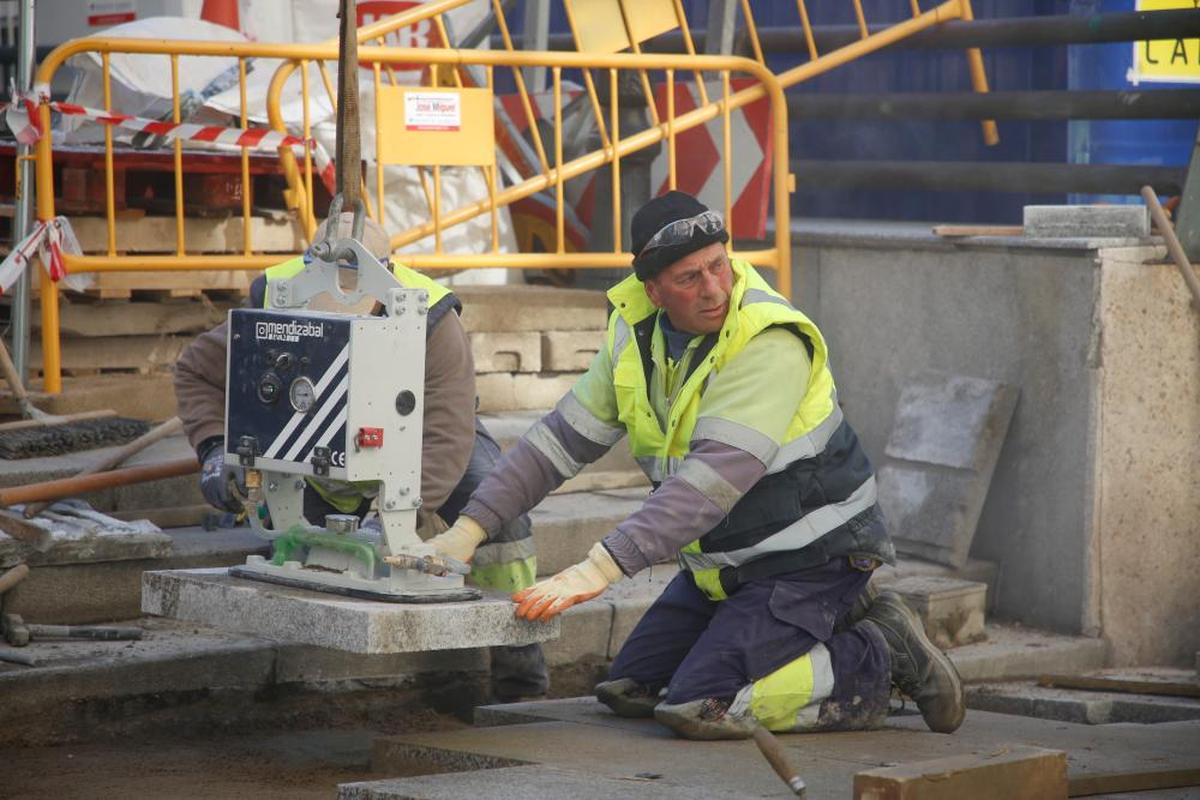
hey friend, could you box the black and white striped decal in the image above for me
[262,344,349,462]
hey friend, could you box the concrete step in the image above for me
[0,433,201,516]
[528,488,647,576]
[454,285,608,335]
[949,625,1108,683]
[0,566,1108,749]
[479,409,647,496]
[1,526,266,624]
[543,565,679,670]
[968,671,1200,725]
[380,700,1200,800]
[480,410,642,477]
[469,330,604,375]
[0,616,491,748]
[872,555,1000,611]
[885,576,988,650]
[0,373,179,422]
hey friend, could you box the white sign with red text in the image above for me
[404,92,462,132]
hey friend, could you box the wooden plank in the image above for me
[0,511,52,550]
[932,224,1024,237]
[1038,673,1200,699]
[854,746,1068,800]
[1069,767,1200,797]
[0,410,116,433]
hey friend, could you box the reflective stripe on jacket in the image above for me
[602,258,892,600]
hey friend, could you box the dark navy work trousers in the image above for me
[608,558,890,721]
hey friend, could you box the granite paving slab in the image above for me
[877,371,1018,567]
[141,568,558,654]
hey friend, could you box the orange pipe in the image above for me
[0,458,200,507]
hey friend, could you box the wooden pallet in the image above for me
[31,334,192,377]
[28,213,305,299]
[54,270,259,301]
[0,142,292,217]
[32,295,237,339]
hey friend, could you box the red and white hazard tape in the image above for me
[3,83,46,146]
[0,217,84,295]
[307,140,338,197]
[2,84,308,152]
[4,84,337,193]
[52,99,310,151]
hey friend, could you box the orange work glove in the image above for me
[513,543,622,622]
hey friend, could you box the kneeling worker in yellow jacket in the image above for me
[426,191,965,739]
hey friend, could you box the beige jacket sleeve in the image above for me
[174,319,229,455]
[417,308,476,512]
[172,307,477,512]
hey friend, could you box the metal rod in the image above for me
[554,66,564,254]
[301,60,315,227]
[795,0,817,61]
[102,53,116,257]
[171,55,185,255]
[672,0,708,106]
[610,67,621,253]
[9,0,36,382]
[790,159,1187,195]
[1142,186,1200,315]
[786,89,1200,121]
[957,0,999,146]
[513,11,1200,53]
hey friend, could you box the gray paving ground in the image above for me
[353,698,1200,800]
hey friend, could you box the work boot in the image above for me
[862,590,965,733]
[654,697,756,740]
[595,678,661,718]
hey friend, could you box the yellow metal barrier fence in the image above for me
[32,0,991,393]
[32,42,790,393]
[266,47,791,266]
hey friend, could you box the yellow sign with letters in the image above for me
[1131,0,1200,84]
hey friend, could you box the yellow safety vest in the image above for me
[604,259,887,600]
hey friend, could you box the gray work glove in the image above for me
[199,444,247,513]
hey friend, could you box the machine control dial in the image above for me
[257,372,283,404]
[289,376,316,413]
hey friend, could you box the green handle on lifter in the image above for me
[271,525,377,574]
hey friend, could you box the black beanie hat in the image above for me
[630,191,729,281]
